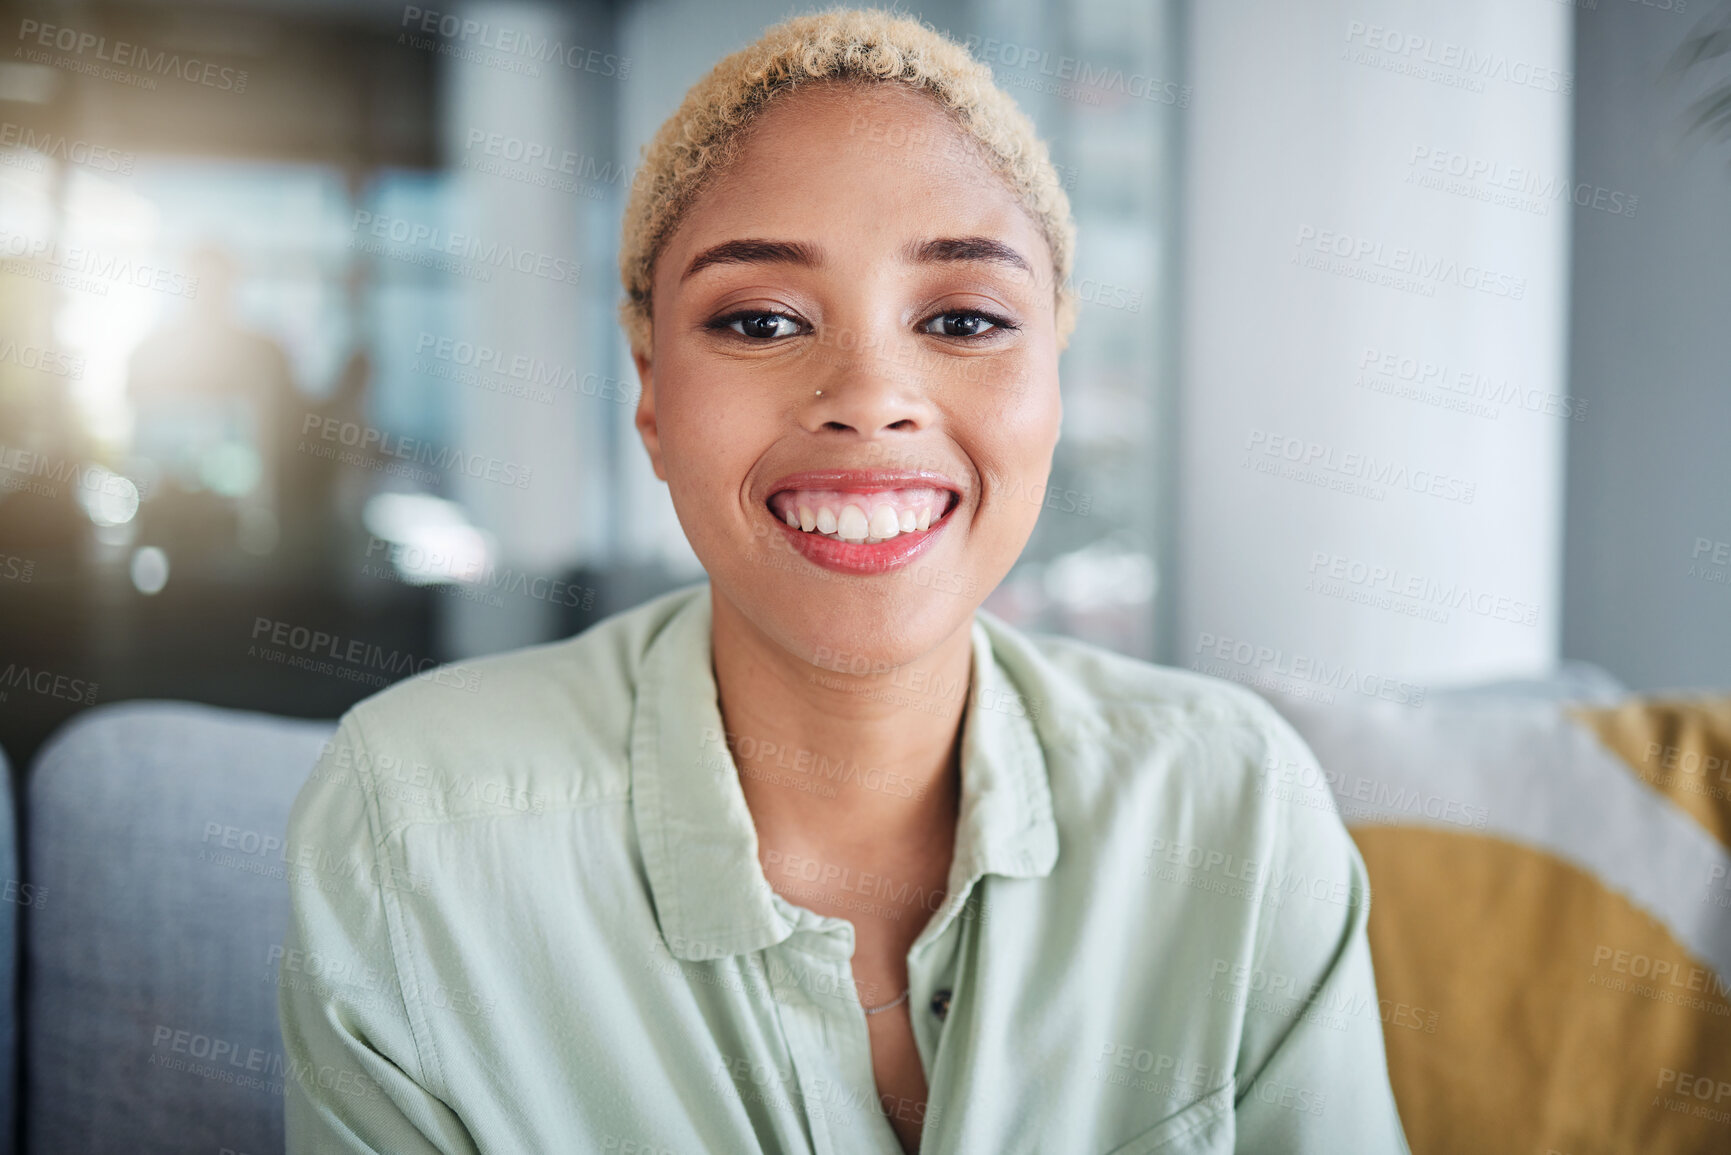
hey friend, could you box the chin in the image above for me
[726,563,982,676]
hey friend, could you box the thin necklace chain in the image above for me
[863,987,911,1015]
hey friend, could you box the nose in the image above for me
[802,339,936,437]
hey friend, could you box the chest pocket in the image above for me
[1102,1082,1234,1155]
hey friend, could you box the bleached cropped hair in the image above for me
[616,6,1079,360]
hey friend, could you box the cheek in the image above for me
[1020,385,1063,454]
[660,354,721,425]
[657,361,758,489]
[974,372,1062,468]
[972,374,1060,536]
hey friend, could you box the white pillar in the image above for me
[438,1,599,654]
[1175,0,1572,689]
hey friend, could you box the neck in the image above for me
[709,587,972,853]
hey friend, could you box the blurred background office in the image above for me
[0,0,1726,773]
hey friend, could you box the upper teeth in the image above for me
[770,487,948,544]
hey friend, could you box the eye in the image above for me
[708,310,805,341]
[920,310,1018,340]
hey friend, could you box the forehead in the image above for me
[661,81,1046,270]
[747,81,988,169]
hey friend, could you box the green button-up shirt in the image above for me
[278,582,1410,1154]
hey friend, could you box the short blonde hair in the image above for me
[616,6,1079,361]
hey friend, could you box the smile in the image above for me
[762,470,963,574]
[767,487,956,543]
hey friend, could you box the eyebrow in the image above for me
[903,235,1033,276]
[680,238,821,283]
[678,235,1033,282]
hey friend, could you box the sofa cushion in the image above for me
[1267,687,1731,1155]
[24,701,333,1155]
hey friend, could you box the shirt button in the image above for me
[930,989,952,1020]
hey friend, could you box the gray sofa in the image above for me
[19,702,334,1155]
[0,743,12,1155]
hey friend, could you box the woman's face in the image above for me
[635,81,1062,674]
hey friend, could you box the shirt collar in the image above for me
[630,585,1059,962]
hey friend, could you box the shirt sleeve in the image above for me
[1230,704,1412,1154]
[277,712,482,1154]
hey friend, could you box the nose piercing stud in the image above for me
[815,390,823,396]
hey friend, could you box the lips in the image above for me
[762,469,962,574]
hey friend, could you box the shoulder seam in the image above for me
[346,713,453,1104]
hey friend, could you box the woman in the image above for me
[279,9,1410,1153]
